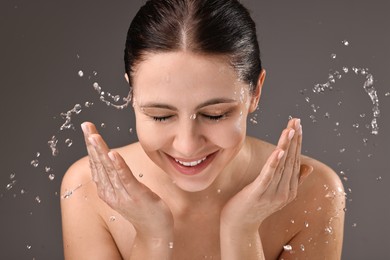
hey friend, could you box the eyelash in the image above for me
[152,114,227,122]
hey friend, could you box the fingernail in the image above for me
[81,123,89,134]
[278,150,285,160]
[108,151,116,162]
[288,129,295,140]
[295,118,301,130]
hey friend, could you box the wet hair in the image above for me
[124,0,262,93]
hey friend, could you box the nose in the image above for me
[172,118,205,158]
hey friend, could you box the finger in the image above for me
[88,134,116,192]
[107,150,140,193]
[81,122,100,182]
[277,119,301,194]
[264,127,295,193]
[298,164,313,185]
[289,121,303,192]
[250,148,285,196]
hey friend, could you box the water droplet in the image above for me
[65,139,73,147]
[290,219,295,224]
[129,128,133,134]
[62,184,82,199]
[27,245,32,250]
[283,245,292,251]
[85,101,93,107]
[45,166,52,173]
[10,173,16,179]
[190,114,197,120]
[317,206,322,211]
[78,70,84,77]
[352,123,359,128]
[325,226,333,234]
[352,223,357,227]
[36,152,40,157]
[300,244,305,251]
[324,112,330,118]
[385,92,390,97]
[109,216,116,222]
[35,196,41,203]
[31,160,39,168]
[325,190,336,199]
[74,104,82,114]
[304,221,309,228]
[339,148,346,153]
[217,189,221,194]
[6,180,17,190]
[376,176,382,181]
[48,174,55,181]
[113,95,120,102]
[342,40,349,46]
[93,82,101,94]
[169,242,174,249]
[139,173,143,178]
[116,127,121,131]
[93,71,98,76]
[331,53,337,59]
[101,123,106,128]
[342,67,349,73]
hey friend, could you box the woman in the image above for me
[61,0,345,259]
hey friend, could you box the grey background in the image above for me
[1,0,389,259]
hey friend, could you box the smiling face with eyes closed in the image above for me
[130,51,265,192]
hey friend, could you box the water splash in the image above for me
[92,82,132,110]
[60,104,83,131]
[308,66,380,135]
[47,135,59,156]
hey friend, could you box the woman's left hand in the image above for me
[220,118,313,233]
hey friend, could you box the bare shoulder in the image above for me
[281,156,345,258]
[248,137,345,258]
[60,142,142,260]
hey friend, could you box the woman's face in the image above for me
[131,52,263,192]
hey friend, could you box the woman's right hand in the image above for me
[81,122,174,242]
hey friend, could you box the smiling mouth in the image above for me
[174,157,207,167]
[166,151,218,175]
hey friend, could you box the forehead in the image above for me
[132,51,242,95]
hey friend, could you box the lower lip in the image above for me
[167,152,218,176]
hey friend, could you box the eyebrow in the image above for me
[140,98,238,111]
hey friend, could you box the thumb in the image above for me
[298,164,313,185]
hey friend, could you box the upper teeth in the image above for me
[175,157,207,167]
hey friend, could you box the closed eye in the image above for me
[152,116,172,122]
[203,114,226,121]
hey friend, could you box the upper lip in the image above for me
[166,151,217,163]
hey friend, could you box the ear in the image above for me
[124,73,130,83]
[249,69,266,113]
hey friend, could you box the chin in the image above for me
[172,178,215,193]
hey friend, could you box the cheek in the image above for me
[136,118,168,152]
[206,116,247,149]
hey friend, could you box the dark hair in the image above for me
[124,0,262,93]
